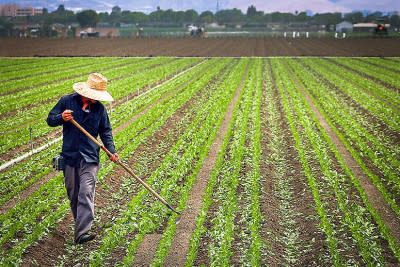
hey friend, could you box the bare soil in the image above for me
[1,37,400,57]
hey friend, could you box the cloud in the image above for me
[227,0,351,13]
[336,0,400,12]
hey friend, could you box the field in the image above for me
[1,37,400,57]
[0,55,400,266]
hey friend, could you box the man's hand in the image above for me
[62,110,74,122]
[109,153,119,163]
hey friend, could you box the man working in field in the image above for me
[47,73,119,244]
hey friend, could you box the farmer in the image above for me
[47,73,119,244]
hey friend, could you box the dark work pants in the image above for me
[64,159,99,242]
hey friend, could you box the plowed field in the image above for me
[1,56,400,266]
[0,37,400,57]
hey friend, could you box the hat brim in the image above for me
[73,82,114,102]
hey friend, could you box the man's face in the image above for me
[81,96,97,103]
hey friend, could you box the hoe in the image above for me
[70,118,180,215]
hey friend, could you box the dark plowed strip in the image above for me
[162,61,250,266]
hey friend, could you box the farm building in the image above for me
[336,21,353,32]
[353,23,390,32]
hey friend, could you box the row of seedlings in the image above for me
[0,58,210,211]
[330,58,400,89]
[287,58,400,218]
[0,57,109,82]
[184,59,255,266]
[60,58,237,266]
[0,58,231,266]
[0,57,200,160]
[276,58,400,264]
[86,58,249,266]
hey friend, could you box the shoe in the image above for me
[76,233,96,244]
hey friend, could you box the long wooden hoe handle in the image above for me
[70,119,180,215]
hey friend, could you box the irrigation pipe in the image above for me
[0,136,62,171]
[0,60,205,172]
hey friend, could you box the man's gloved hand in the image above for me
[109,153,119,163]
[62,110,74,122]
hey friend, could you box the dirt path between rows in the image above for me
[286,65,400,247]
[160,60,251,266]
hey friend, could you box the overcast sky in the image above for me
[1,0,399,14]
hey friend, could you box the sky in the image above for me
[0,0,399,14]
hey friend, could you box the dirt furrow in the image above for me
[162,60,250,267]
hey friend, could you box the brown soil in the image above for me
[1,37,400,57]
[163,59,250,267]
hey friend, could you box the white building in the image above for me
[336,21,353,32]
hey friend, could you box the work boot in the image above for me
[76,233,96,244]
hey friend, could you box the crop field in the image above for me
[0,56,399,266]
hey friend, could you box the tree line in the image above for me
[1,4,399,36]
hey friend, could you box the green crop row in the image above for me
[87,58,246,266]
[0,58,43,69]
[304,58,400,118]
[0,58,199,160]
[278,58,391,265]
[124,58,242,267]
[280,58,400,262]
[0,58,106,82]
[0,58,211,216]
[261,60,305,265]
[359,58,400,72]
[0,57,123,94]
[286,58,400,214]
[271,58,344,266]
[0,58,219,265]
[331,58,400,89]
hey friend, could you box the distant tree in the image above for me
[98,12,109,23]
[390,14,400,27]
[42,8,48,14]
[215,9,244,24]
[344,12,363,23]
[312,12,342,25]
[199,11,213,23]
[76,10,99,27]
[161,9,175,23]
[295,12,308,22]
[247,5,257,17]
[112,6,122,15]
[55,5,66,15]
[175,11,185,24]
[149,7,164,22]
[184,9,198,22]
[0,17,14,37]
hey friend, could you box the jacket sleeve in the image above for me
[47,96,66,127]
[99,107,117,154]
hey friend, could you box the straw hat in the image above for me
[73,73,114,102]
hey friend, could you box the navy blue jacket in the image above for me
[47,93,116,167]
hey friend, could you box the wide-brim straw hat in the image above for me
[73,73,114,102]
